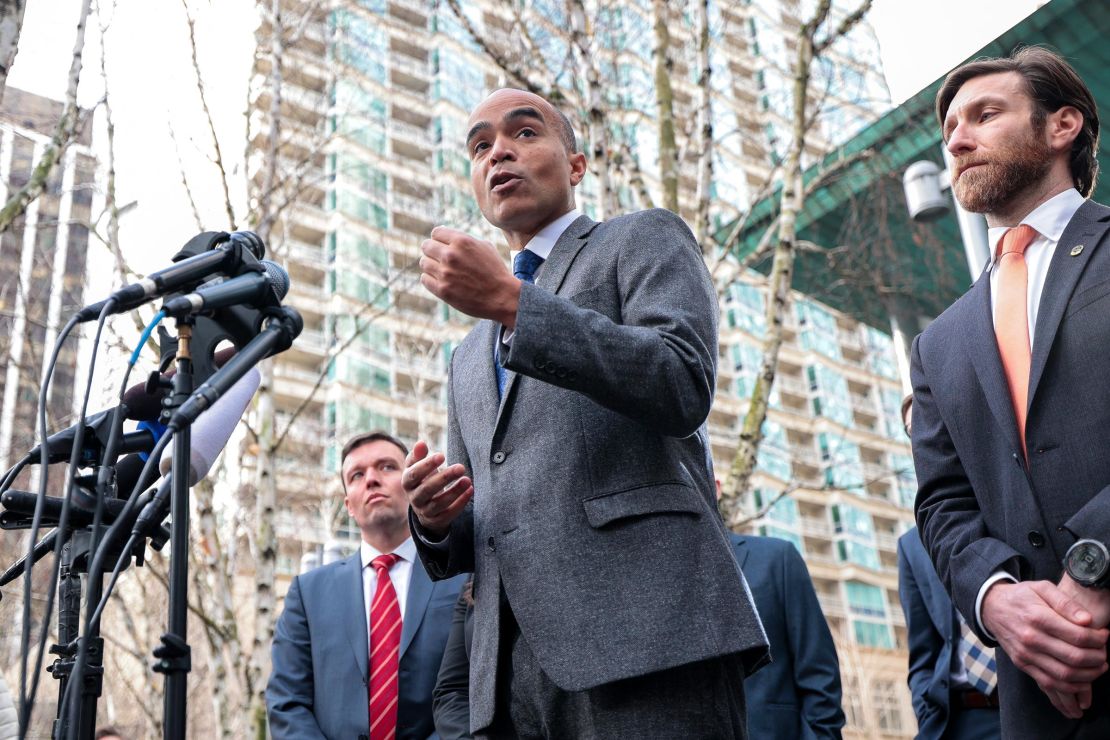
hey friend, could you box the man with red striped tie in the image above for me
[267,432,467,739]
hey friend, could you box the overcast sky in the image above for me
[4,0,1048,276]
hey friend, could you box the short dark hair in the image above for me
[340,431,408,467]
[936,46,1100,197]
[551,105,578,153]
[94,728,124,740]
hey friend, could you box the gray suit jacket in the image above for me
[912,200,1110,737]
[414,208,769,733]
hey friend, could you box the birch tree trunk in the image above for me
[0,0,90,234]
[652,0,678,214]
[249,359,277,740]
[246,4,284,736]
[721,0,830,520]
[691,0,713,253]
[194,476,244,738]
[0,0,26,97]
[568,0,615,218]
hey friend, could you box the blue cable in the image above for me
[131,309,165,366]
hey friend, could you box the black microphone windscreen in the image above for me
[261,260,290,299]
[122,383,167,422]
[115,453,158,500]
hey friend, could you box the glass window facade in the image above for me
[724,280,766,336]
[797,299,841,360]
[820,433,864,494]
[832,503,879,568]
[756,419,792,481]
[809,363,853,428]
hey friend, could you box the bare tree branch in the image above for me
[0,0,91,234]
[180,0,236,228]
[0,0,28,96]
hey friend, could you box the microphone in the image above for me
[28,410,159,466]
[170,307,302,429]
[24,345,241,465]
[75,231,267,322]
[158,367,260,484]
[132,367,261,537]
[161,260,290,318]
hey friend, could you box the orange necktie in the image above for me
[994,224,1038,456]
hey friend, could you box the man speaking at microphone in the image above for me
[402,88,767,738]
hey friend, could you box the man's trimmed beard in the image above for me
[952,123,1054,214]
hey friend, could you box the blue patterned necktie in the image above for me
[513,249,545,283]
[956,611,998,695]
[495,249,545,397]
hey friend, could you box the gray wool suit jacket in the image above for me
[413,208,769,734]
[912,199,1110,738]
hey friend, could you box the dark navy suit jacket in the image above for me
[912,200,1110,736]
[266,549,465,739]
[898,527,958,739]
[730,533,844,739]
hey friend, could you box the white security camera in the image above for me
[902,160,950,223]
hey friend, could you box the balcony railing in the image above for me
[390,53,429,79]
[850,393,877,415]
[286,239,328,269]
[391,192,437,222]
[387,117,430,143]
[839,329,863,351]
[294,328,329,355]
[776,375,810,397]
[800,516,833,537]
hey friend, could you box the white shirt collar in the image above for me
[987,188,1085,255]
[359,536,416,569]
[519,208,581,260]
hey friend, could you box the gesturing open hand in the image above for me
[402,440,474,538]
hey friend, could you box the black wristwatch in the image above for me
[1064,539,1110,588]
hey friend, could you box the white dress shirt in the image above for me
[500,208,581,346]
[975,188,1085,635]
[360,537,416,624]
[986,188,1085,348]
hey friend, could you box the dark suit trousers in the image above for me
[477,605,747,740]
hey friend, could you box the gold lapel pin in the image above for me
[1071,244,1085,256]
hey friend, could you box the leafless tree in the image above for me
[719,0,875,516]
[0,0,27,97]
[0,0,92,234]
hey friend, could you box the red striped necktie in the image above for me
[369,553,402,740]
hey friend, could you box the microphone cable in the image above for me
[17,304,103,736]
[85,310,165,572]
[59,428,174,735]
[56,308,167,735]
[0,451,32,494]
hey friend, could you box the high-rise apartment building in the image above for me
[0,88,96,478]
[250,0,914,735]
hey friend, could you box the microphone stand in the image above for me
[157,319,194,740]
[157,307,301,739]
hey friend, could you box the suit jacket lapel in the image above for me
[732,536,750,570]
[467,319,502,433]
[535,214,597,294]
[966,271,1025,457]
[1028,201,1110,407]
[342,554,369,681]
[400,557,432,659]
[493,214,598,429]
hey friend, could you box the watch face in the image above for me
[1068,541,1110,585]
